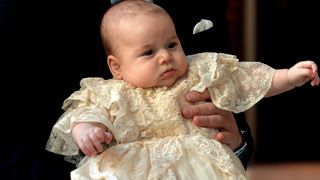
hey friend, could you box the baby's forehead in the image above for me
[112,1,153,13]
[102,1,168,33]
[106,0,165,20]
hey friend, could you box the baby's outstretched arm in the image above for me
[72,122,113,156]
[266,60,319,97]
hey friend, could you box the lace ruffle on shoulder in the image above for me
[46,52,269,179]
[190,52,275,113]
[46,78,140,158]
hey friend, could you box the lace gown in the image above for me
[46,52,275,180]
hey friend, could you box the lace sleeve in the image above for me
[45,78,116,157]
[190,53,275,113]
[46,78,140,160]
[46,88,109,155]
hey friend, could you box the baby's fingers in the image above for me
[304,61,320,86]
[93,130,113,153]
[311,72,320,86]
[309,61,318,74]
[104,132,113,144]
[90,128,110,153]
[80,135,98,156]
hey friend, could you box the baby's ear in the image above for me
[107,55,122,79]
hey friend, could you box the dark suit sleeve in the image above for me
[233,113,254,169]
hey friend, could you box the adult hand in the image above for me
[181,89,242,150]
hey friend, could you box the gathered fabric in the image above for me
[46,52,274,180]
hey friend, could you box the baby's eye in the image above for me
[143,49,154,56]
[167,42,177,49]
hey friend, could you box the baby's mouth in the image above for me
[161,69,176,79]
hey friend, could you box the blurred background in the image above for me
[1,0,319,179]
[227,0,320,179]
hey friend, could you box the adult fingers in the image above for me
[215,131,242,150]
[182,102,227,119]
[192,114,226,128]
[185,89,211,103]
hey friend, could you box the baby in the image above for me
[46,1,319,179]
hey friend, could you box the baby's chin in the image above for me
[156,77,182,88]
[133,75,183,89]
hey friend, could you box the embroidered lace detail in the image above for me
[46,52,274,179]
[190,53,275,113]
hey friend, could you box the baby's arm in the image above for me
[266,61,319,97]
[72,122,113,156]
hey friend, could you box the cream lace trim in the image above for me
[46,52,273,179]
[190,53,275,113]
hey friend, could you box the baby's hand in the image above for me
[288,61,320,87]
[72,122,113,156]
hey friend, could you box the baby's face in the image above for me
[111,13,188,88]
